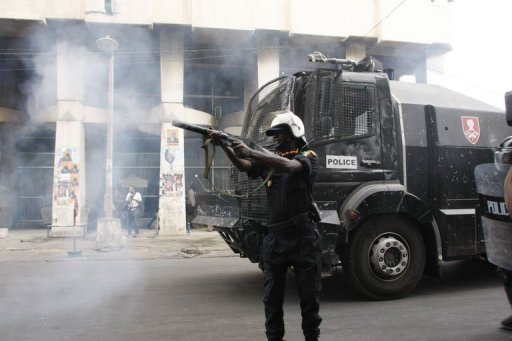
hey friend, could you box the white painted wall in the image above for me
[0,0,45,20]
[0,0,452,44]
[377,0,451,45]
[289,0,376,38]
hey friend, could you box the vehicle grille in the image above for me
[232,169,268,222]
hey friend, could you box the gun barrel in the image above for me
[172,119,238,143]
[172,119,208,135]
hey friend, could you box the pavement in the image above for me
[0,226,235,262]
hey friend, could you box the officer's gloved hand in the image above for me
[232,140,252,159]
[208,129,225,146]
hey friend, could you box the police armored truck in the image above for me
[209,53,509,300]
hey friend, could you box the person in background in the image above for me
[125,186,142,236]
[186,184,197,235]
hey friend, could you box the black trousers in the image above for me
[261,222,322,341]
[499,267,512,306]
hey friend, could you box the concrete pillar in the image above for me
[244,63,258,112]
[160,28,184,106]
[345,41,367,63]
[0,123,16,235]
[56,40,85,105]
[159,123,186,235]
[158,27,187,235]
[51,37,88,237]
[52,121,87,236]
[257,34,280,88]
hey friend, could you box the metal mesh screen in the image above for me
[242,76,295,145]
[233,76,295,222]
[231,168,269,221]
[300,70,338,141]
[300,70,376,141]
[339,84,376,137]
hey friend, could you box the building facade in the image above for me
[0,0,453,234]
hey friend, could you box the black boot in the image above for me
[499,267,512,330]
[502,315,512,330]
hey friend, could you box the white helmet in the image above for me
[265,110,305,138]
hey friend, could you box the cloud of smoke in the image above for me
[10,24,164,228]
[442,0,512,109]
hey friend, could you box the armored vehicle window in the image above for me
[298,72,376,141]
[340,84,376,138]
[243,76,295,146]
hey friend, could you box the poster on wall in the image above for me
[53,147,80,225]
[158,124,187,234]
[160,128,184,197]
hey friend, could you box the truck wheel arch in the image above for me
[339,182,443,276]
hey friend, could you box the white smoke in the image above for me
[441,0,512,110]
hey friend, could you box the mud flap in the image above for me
[317,209,341,275]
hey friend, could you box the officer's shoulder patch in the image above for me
[301,150,317,157]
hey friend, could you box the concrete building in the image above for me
[0,0,453,235]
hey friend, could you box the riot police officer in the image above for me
[500,136,512,330]
[493,91,512,331]
[212,110,322,341]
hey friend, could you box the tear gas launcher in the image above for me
[171,119,267,152]
[172,119,240,146]
[171,119,271,197]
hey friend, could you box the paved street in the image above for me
[0,228,232,263]
[0,229,511,341]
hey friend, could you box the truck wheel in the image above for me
[342,216,425,300]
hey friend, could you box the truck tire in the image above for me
[342,216,425,300]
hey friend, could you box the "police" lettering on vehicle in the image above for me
[326,155,357,169]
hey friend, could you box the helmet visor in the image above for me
[265,124,290,136]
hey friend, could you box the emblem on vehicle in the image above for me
[461,116,480,145]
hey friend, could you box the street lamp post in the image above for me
[96,35,119,219]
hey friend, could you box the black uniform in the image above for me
[498,267,512,329]
[249,147,322,341]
